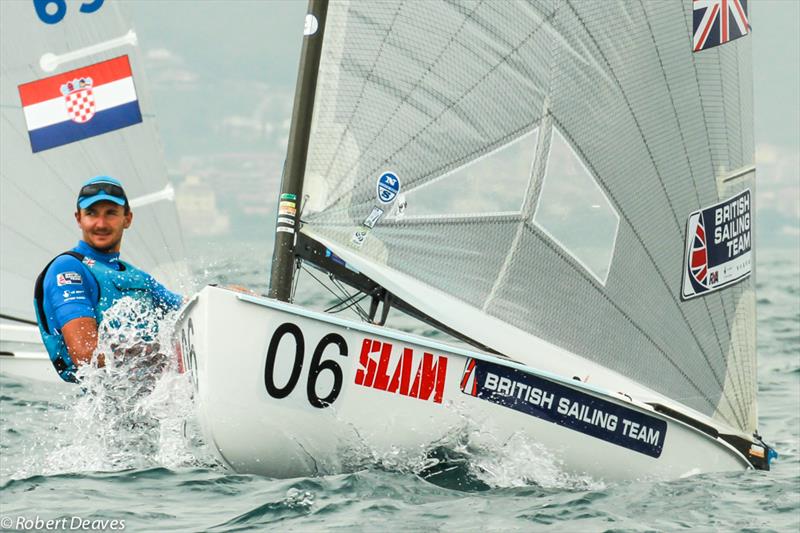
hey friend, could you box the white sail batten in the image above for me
[1,1,187,322]
[299,1,756,432]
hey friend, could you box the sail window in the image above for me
[398,128,539,217]
[532,127,619,285]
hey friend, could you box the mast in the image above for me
[268,0,328,301]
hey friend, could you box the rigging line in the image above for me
[325,283,366,314]
[548,118,741,427]
[327,271,370,320]
[639,0,747,422]
[301,265,370,322]
[330,277,371,321]
[326,293,370,315]
[329,274,364,316]
[324,2,558,210]
[301,264,353,307]
[524,222,724,418]
[290,259,302,303]
[324,290,366,312]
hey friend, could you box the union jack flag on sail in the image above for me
[693,0,750,52]
[689,214,708,287]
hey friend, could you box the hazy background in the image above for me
[128,0,799,260]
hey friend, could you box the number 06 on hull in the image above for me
[175,286,753,481]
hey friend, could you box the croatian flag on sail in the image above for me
[18,56,142,153]
[693,0,750,52]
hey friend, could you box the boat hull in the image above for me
[0,323,61,383]
[176,286,751,481]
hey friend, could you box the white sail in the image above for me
[1,1,187,323]
[298,1,756,434]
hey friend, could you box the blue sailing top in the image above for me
[41,240,182,332]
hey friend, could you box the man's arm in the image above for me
[43,256,101,368]
[61,316,99,366]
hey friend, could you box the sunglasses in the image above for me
[78,182,127,200]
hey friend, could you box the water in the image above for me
[1,243,798,532]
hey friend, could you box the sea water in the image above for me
[1,243,797,532]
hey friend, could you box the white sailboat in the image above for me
[178,0,774,480]
[0,1,186,382]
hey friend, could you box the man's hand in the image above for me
[61,316,99,367]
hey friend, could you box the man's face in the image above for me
[75,201,132,253]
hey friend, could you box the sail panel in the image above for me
[1,1,186,321]
[301,1,755,431]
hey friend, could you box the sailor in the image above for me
[33,176,184,383]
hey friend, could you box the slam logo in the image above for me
[682,189,752,300]
[354,338,447,404]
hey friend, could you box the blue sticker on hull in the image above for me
[461,358,667,458]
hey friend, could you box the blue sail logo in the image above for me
[376,172,400,204]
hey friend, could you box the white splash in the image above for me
[12,297,213,478]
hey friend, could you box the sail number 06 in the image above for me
[264,323,348,408]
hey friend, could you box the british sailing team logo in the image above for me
[681,190,752,299]
[61,77,96,123]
